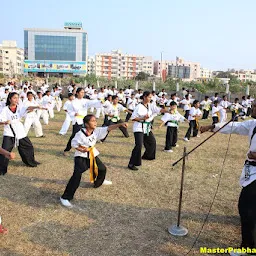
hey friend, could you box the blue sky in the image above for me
[1,0,255,70]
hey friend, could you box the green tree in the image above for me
[135,72,149,81]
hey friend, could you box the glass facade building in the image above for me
[24,26,87,75]
[168,65,190,79]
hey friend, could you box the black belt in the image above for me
[245,160,256,166]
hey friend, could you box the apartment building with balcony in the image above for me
[94,50,153,79]
[154,57,201,81]
[0,40,24,77]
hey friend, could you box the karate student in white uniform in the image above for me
[59,93,75,135]
[102,95,112,126]
[36,91,49,125]
[51,87,62,112]
[60,114,128,208]
[0,92,40,175]
[212,100,221,125]
[102,95,131,141]
[128,91,166,171]
[200,96,212,119]
[219,95,231,123]
[159,101,187,152]
[184,100,202,142]
[125,93,137,122]
[23,92,44,138]
[63,88,101,156]
[43,90,54,119]
[180,94,191,119]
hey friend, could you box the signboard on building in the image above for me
[24,60,86,73]
[64,22,82,28]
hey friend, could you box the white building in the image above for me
[94,50,153,79]
[200,67,212,79]
[232,70,256,82]
[0,40,24,77]
[87,57,95,75]
[154,57,201,81]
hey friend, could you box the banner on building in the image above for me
[24,60,86,73]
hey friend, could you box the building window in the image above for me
[34,35,76,61]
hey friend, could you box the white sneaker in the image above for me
[174,144,179,147]
[183,137,189,142]
[197,135,200,138]
[103,179,112,185]
[164,149,173,153]
[60,197,73,208]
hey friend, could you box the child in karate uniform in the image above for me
[0,92,40,175]
[23,92,44,138]
[184,100,202,142]
[159,101,187,152]
[59,93,74,135]
[60,114,128,208]
[212,100,221,124]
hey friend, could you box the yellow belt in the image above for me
[76,115,84,119]
[88,147,98,183]
[216,111,220,121]
[195,117,199,129]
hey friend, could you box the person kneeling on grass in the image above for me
[159,101,188,153]
[60,114,128,208]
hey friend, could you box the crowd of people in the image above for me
[1,80,256,254]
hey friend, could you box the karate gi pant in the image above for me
[95,107,104,119]
[232,111,238,121]
[247,107,252,117]
[129,131,156,166]
[165,126,178,150]
[212,116,219,125]
[202,110,209,119]
[55,100,62,112]
[125,109,133,122]
[219,110,227,123]
[64,123,83,152]
[59,113,72,135]
[61,156,106,200]
[48,107,54,119]
[0,136,37,175]
[24,116,43,137]
[101,119,129,142]
[184,110,190,119]
[37,109,49,125]
[238,180,256,249]
[185,120,198,139]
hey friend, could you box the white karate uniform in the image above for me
[219,100,231,122]
[23,99,43,137]
[43,95,54,119]
[59,100,73,135]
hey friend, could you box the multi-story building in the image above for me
[200,67,212,79]
[231,70,256,82]
[24,22,88,76]
[154,57,201,81]
[0,40,24,77]
[95,50,153,79]
[87,57,95,75]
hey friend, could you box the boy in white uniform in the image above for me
[184,100,202,141]
[159,101,186,152]
[23,92,44,138]
[59,93,75,135]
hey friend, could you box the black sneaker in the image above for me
[128,164,138,171]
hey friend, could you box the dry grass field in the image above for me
[0,108,249,256]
